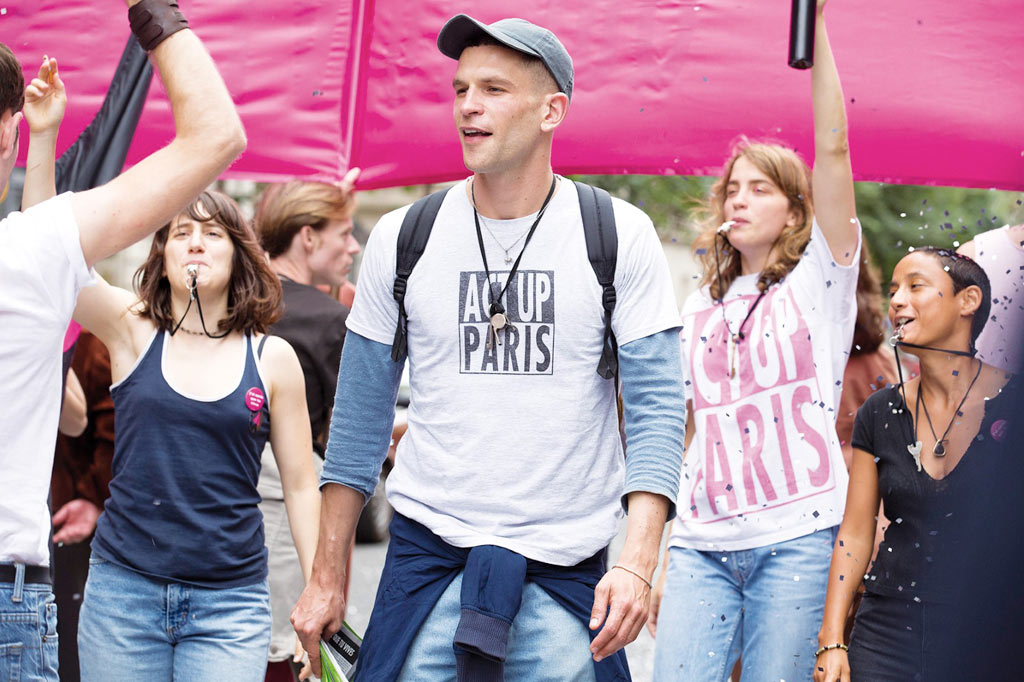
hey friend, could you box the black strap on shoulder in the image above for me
[256,334,269,358]
[392,189,448,361]
[575,181,619,381]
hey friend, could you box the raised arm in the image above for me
[72,275,140,365]
[71,1,245,269]
[814,447,881,682]
[21,56,66,210]
[811,0,858,266]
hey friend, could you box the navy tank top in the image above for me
[93,330,271,588]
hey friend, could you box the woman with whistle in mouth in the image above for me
[71,191,321,680]
[650,1,862,680]
[814,247,1015,682]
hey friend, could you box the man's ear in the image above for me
[540,92,569,133]
[299,224,319,252]
[0,111,22,161]
[957,283,983,318]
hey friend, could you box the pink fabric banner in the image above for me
[6,1,1023,190]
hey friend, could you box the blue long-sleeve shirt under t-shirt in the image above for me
[321,328,685,521]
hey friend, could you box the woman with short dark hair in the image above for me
[815,247,1014,681]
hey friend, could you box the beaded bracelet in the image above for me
[612,564,653,589]
[814,643,849,657]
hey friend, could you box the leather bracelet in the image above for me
[814,643,849,657]
[612,564,653,590]
[129,0,189,52]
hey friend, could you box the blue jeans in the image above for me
[397,571,597,682]
[653,527,837,682]
[78,557,271,682]
[0,564,59,682]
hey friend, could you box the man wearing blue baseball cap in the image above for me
[293,15,686,681]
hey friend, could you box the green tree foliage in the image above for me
[574,174,1024,282]
[571,174,713,240]
[853,183,1024,280]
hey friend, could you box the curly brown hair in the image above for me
[692,139,814,301]
[0,43,24,115]
[255,181,355,259]
[133,191,282,335]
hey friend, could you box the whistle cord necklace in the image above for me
[169,273,231,339]
[914,358,982,458]
[471,176,557,348]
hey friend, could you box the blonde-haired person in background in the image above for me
[254,173,360,682]
[649,1,861,680]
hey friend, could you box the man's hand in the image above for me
[588,565,652,662]
[52,499,101,544]
[24,56,66,137]
[291,576,346,679]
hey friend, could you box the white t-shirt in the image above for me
[0,193,92,566]
[347,178,679,565]
[670,219,860,551]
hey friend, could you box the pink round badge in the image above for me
[245,387,266,412]
[991,419,1008,443]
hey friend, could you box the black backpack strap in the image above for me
[575,181,619,381]
[392,189,448,361]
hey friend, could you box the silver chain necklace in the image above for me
[475,211,533,265]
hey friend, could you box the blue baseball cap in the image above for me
[437,14,574,101]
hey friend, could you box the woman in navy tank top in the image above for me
[72,191,321,682]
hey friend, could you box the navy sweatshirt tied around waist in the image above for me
[354,513,630,682]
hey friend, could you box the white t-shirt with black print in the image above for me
[347,178,679,565]
[670,219,861,551]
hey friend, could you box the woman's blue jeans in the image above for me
[653,527,837,682]
[78,557,271,682]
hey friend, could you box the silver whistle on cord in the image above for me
[889,321,906,347]
[717,220,736,235]
[186,264,199,300]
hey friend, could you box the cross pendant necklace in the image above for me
[728,333,740,379]
[719,289,768,380]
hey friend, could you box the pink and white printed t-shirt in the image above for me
[670,219,861,552]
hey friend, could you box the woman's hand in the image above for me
[293,635,313,680]
[813,648,850,682]
[24,56,66,137]
[646,566,667,638]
